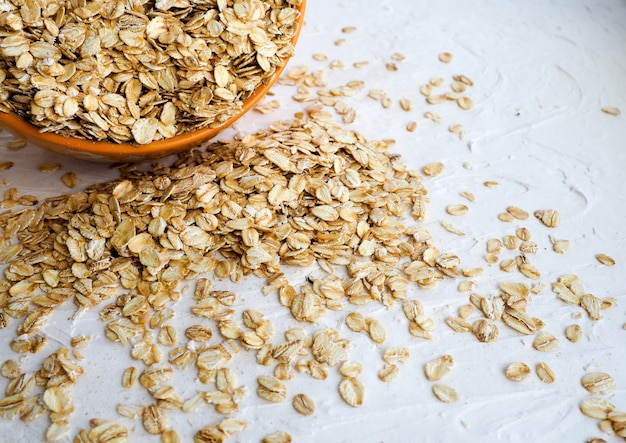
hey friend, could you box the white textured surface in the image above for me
[0,1,625,442]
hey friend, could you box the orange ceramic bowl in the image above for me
[0,1,305,162]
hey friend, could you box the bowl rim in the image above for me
[0,0,306,160]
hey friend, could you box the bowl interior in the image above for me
[0,0,306,162]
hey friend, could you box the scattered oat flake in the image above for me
[441,221,465,236]
[438,52,453,63]
[448,123,465,139]
[61,172,78,188]
[534,209,560,228]
[565,324,583,343]
[0,161,13,171]
[420,84,433,97]
[338,377,364,407]
[505,362,531,381]
[312,53,328,61]
[430,77,445,87]
[263,432,293,443]
[424,355,454,381]
[6,139,26,150]
[422,162,445,177]
[507,206,529,220]
[424,111,441,122]
[38,161,62,173]
[601,107,620,116]
[341,26,357,33]
[453,74,474,86]
[595,254,615,266]
[459,191,476,202]
[550,236,570,254]
[484,181,499,187]
[400,98,413,112]
[432,384,458,403]
[581,372,616,395]
[386,63,399,72]
[498,212,514,222]
[536,362,556,383]
[446,204,468,216]
[406,121,417,132]
[532,332,560,352]
[457,97,474,110]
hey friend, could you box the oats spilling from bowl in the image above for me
[0,108,463,440]
[0,0,302,144]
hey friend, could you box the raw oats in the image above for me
[507,206,529,220]
[459,191,476,202]
[263,431,293,443]
[378,364,400,383]
[565,324,583,343]
[536,362,556,384]
[142,404,168,435]
[581,373,616,395]
[430,77,445,87]
[458,280,475,292]
[456,97,474,110]
[432,384,458,403]
[424,111,442,122]
[6,139,26,150]
[532,332,560,352]
[257,375,287,403]
[337,376,365,409]
[0,1,302,144]
[424,355,454,381]
[60,172,78,189]
[472,319,499,343]
[382,347,410,365]
[601,107,621,116]
[502,309,537,335]
[595,254,615,266]
[534,209,560,228]
[400,98,413,112]
[438,52,453,63]
[292,394,315,416]
[445,317,472,333]
[498,212,515,223]
[37,162,61,173]
[0,365,20,386]
[505,362,531,381]
[345,312,367,333]
[446,204,469,216]
[448,123,465,139]
[0,161,13,171]
[366,318,387,344]
[550,236,570,254]
[423,162,445,177]
[519,262,541,280]
[441,221,466,236]
[420,84,434,97]
[580,398,615,420]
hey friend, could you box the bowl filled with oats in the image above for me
[0,0,305,161]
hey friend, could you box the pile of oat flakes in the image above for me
[0,26,624,443]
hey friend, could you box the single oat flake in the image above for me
[595,254,616,266]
